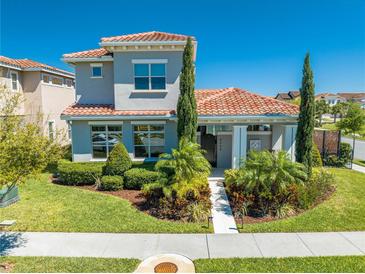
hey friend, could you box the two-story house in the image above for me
[0,56,75,140]
[61,31,299,169]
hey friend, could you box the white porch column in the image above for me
[283,125,298,162]
[232,126,248,169]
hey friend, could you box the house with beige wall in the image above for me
[0,56,75,140]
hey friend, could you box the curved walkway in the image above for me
[1,231,364,259]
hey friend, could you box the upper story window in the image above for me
[51,76,63,86]
[134,62,166,90]
[10,71,18,91]
[65,78,74,88]
[42,74,50,83]
[91,63,103,78]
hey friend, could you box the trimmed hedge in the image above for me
[103,143,132,176]
[124,168,162,190]
[57,160,104,185]
[98,175,123,191]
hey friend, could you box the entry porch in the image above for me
[197,123,297,169]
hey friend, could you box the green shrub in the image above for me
[312,145,323,167]
[98,175,123,191]
[339,142,352,164]
[124,168,162,190]
[295,168,334,209]
[103,143,132,176]
[57,160,104,185]
[184,202,211,222]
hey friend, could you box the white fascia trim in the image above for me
[131,121,166,125]
[88,121,123,125]
[62,56,114,63]
[25,67,75,78]
[100,40,188,47]
[132,59,168,64]
[0,63,22,71]
[61,115,173,121]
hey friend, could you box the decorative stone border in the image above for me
[135,253,195,273]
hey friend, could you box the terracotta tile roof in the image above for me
[62,104,175,117]
[63,48,110,59]
[101,31,194,43]
[0,55,74,77]
[196,88,299,116]
[337,93,365,100]
[62,88,298,118]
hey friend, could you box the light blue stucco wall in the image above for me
[71,119,178,162]
[75,62,114,104]
[113,51,183,110]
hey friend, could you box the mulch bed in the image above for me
[78,185,147,209]
[232,185,336,225]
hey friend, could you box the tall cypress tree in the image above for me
[296,53,315,175]
[177,37,197,141]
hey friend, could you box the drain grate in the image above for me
[154,262,178,273]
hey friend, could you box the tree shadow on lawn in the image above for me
[0,232,26,256]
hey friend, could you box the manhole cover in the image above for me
[154,262,178,273]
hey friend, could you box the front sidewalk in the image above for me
[1,231,364,259]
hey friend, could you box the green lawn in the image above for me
[2,256,365,273]
[0,174,211,233]
[195,256,365,273]
[354,159,365,167]
[0,257,140,273]
[239,168,365,232]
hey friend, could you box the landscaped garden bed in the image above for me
[52,139,212,224]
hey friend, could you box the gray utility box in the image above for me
[0,186,20,208]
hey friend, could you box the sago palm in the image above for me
[156,137,211,183]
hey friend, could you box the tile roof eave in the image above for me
[0,60,74,78]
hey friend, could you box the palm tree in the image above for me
[242,150,307,214]
[156,137,211,183]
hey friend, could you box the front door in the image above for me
[217,134,232,168]
[200,128,217,167]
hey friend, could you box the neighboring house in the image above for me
[61,31,299,168]
[337,92,365,109]
[275,91,300,101]
[315,93,347,106]
[0,56,75,140]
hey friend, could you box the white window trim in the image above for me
[90,63,103,78]
[48,120,56,140]
[10,71,19,91]
[51,75,64,86]
[42,73,73,88]
[133,63,166,91]
[131,121,166,125]
[132,59,168,64]
[88,121,123,125]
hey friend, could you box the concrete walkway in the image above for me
[1,232,364,259]
[208,169,238,234]
[352,163,365,174]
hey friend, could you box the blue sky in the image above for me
[1,0,364,96]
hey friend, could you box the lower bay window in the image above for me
[133,124,165,158]
[91,125,122,159]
